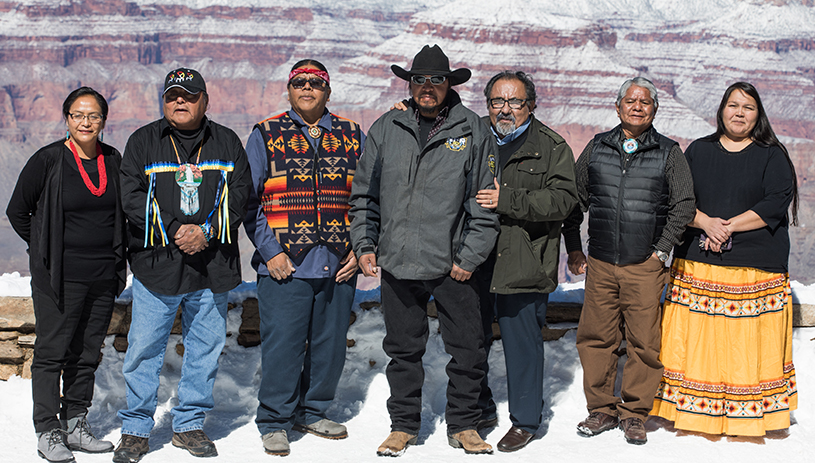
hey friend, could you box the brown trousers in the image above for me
[576,255,668,421]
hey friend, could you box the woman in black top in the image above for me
[6,87,126,462]
[651,82,798,436]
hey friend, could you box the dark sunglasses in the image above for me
[163,89,202,103]
[410,75,446,85]
[289,77,328,90]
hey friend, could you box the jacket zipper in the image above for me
[614,149,631,265]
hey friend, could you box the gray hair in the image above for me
[616,77,659,109]
[483,70,536,106]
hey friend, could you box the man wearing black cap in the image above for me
[114,68,250,462]
[350,45,499,456]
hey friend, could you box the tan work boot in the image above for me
[447,429,493,454]
[376,431,417,457]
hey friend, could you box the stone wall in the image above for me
[2,296,814,381]
[0,296,313,380]
[0,295,379,380]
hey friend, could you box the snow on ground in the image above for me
[0,272,34,297]
[1,274,813,462]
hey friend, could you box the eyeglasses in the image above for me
[410,75,446,85]
[488,98,528,110]
[289,77,328,90]
[68,113,104,124]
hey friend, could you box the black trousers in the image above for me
[380,270,486,435]
[474,258,498,422]
[31,279,116,432]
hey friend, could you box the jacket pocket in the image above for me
[493,226,549,290]
[512,160,546,190]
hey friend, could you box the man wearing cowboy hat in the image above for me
[350,44,499,456]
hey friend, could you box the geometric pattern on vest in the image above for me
[255,111,362,259]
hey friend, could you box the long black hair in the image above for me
[62,86,109,121]
[714,81,799,226]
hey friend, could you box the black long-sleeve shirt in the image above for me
[120,117,251,295]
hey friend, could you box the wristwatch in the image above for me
[654,250,669,263]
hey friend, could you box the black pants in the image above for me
[380,270,486,435]
[474,258,498,421]
[31,279,116,432]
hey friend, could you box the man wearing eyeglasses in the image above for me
[350,45,499,456]
[115,68,251,462]
[472,71,577,452]
[243,60,364,456]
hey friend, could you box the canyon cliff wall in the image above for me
[1,0,814,281]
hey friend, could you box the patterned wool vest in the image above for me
[255,112,362,259]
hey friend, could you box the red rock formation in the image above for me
[1,0,814,281]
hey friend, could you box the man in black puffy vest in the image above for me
[561,77,695,445]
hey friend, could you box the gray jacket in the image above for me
[350,92,499,280]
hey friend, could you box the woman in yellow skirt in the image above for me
[651,82,798,436]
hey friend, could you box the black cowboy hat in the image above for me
[391,45,471,86]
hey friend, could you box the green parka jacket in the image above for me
[489,116,578,294]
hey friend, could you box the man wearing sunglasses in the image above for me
[350,44,499,457]
[472,71,578,452]
[244,59,365,456]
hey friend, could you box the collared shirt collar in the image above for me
[288,108,331,150]
[407,89,462,142]
[492,117,532,146]
[613,124,660,154]
[288,108,332,131]
[411,101,448,143]
[617,126,651,144]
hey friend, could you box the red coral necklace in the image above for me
[68,139,107,196]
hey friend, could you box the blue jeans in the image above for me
[118,277,229,437]
[255,274,356,435]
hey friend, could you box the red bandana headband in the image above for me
[288,68,330,86]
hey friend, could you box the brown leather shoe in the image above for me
[576,411,619,437]
[447,429,493,454]
[496,426,534,452]
[620,418,647,445]
[376,431,417,457]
